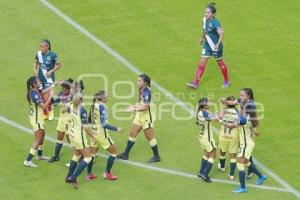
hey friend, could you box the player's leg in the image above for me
[117,123,142,160]
[218,141,226,171]
[36,128,49,160]
[86,147,98,180]
[202,143,216,182]
[186,56,210,89]
[66,148,80,181]
[229,153,237,180]
[49,131,65,163]
[24,129,44,167]
[104,144,118,180]
[233,156,248,193]
[143,127,161,163]
[198,148,208,177]
[215,56,230,88]
[246,146,267,185]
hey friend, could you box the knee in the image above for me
[83,157,92,164]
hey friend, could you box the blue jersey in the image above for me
[35,50,59,84]
[203,17,223,51]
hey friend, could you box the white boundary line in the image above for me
[32,0,298,198]
[0,115,290,194]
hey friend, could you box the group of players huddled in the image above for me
[24,2,266,194]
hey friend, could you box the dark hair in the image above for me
[207,2,217,14]
[88,90,106,123]
[196,97,209,121]
[226,96,236,108]
[242,88,254,101]
[61,78,73,90]
[75,80,84,91]
[41,39,51,50]
[26,76,37,104]
[139,74,151,87]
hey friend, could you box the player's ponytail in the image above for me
[207,2,217,14]
[242,88,254,101]
[88,90,106,123]
[26,76,36,105]
[139,74,151,87]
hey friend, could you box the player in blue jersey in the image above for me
[186,3,230,89]
[33,39,62,120]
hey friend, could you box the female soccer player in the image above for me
[117,74,161,163]
[87,90,123,180]
[48,79,74,163]
[24,76,54,167]
[185,2,230,89]
[64,93,97,189]
[33,39,62,120]
[218,96,241,180]
[196,98,220,183]
[226,88,267,193]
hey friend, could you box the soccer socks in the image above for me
[219,155,226,168]
[230,158,237,176]
[106,154,116,173]
[37,145,43,157]
[87,155,95,175]
[193,63,206,87]
[248,162,263,178]
[124,137,136,156]
[149,138,159,157]
[26,148,37,161]
[237,163,246,189]
[204,158,214,177]
[54,140,63,158]
[70,157,92,180]
[199,156,208,174]
[67,160,78,178]
[217,60,229,82]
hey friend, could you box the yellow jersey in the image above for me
[197,110,214,142]
[219,108,240,141]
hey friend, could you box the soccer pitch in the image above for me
[1,0,300,199]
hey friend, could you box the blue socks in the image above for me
[239,171,246,189]
[106,155,116,173]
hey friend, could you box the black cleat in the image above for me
[147,156,161,163]
[117,153,129,160]
[48,156,60,163]
[203,176,212,183]
[197,173,204,179]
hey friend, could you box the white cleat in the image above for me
[24,160,38,168]
[65,162,70,167]
[229,175,235,180]
[36,155,50,160]
[217,163,226,172]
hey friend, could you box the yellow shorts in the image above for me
[133,114,155,130]
[69,135,90,150]
[200,139,216,153]
[238,143,255,160]
[30,121,45,132]
[56,116,70,133]
[219,140,239,154]
[90,133,114,150]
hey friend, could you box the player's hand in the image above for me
[46,71,52,77]
[214,43,219,51]
[219,96,226,104]
[117,127,124,133]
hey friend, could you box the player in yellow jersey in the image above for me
[196,98,220,183]
[228,88,266,193]
[218,96,241,180]
[86,90,123,181]
[117,74,161,163]
[64,93,97,189]
[48,79,74,163]
[24,76,54,168]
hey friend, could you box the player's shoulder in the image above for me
[48,50,57,57]
[143,87,151,94]
[30,90,40,98]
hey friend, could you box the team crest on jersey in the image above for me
[209,23,212,28]
[47,56,51,61]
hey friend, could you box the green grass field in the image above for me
[1,0,300,199]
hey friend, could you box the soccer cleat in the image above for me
[202,176,212,183]
[256,175,267,185]
[185,82,198,89]
[246,172,253,180]
[66,177,79,189]
[232,187,247,193]
[24,160,38,168]
[229,175,235,180]
[85,174,97,181]
[147,156,161,163]
[103,172,118,180]
[65,162,70,167]
[116,153,129,160]
[222,81,230,88]
[217,163,225,172]
[48,156,60,163]
[197,172,204,179]
[36,155,50,160]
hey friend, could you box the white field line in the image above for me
[36,0,299,198]
[0,115,290,193]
